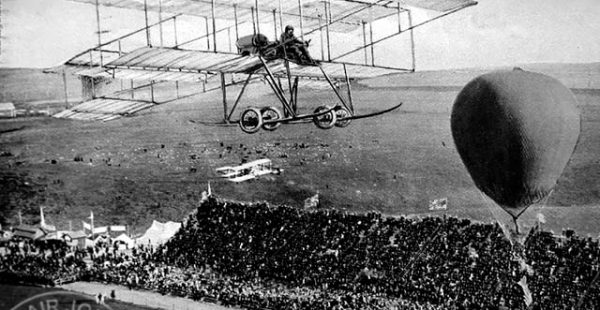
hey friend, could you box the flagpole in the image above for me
[90,211,95,239]
[40,206,45,227]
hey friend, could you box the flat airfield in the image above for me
[1,66,599,236]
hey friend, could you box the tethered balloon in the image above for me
[451,69,580,227]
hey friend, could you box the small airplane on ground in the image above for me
[216,158,282,182]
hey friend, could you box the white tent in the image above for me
[136,220,181,247]
[0,102,16,118]
[113,233,134,249]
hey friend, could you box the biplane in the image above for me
[216,158,281,182]
[54,0,477,133]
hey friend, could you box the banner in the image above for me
[429,198,448,211]
[93,226,107,234]
[110,225,126,232]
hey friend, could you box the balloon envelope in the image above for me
[451,69,580,218]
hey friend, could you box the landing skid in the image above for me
[238,103,402,134]
[239,105,337,134]
[338,102,403,121]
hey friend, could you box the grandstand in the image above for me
[2,196,599,309]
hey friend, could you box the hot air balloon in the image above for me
[451,69,580,224]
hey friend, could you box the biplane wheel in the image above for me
[239,108,263,134]
[334,106,352,128]
[313,106,337,130]
[260,106,283,131]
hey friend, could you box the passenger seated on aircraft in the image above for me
[279,25,317,65]
[252,34,276,54]
[253,34,280,59]
[236,33,278,59]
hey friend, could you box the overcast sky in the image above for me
[1,0,599,70]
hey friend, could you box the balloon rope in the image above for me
[478,191,514,247]
[535,189,554,232]
[478,191,498,221]
[399,224,443,280]
[540,189,554,206]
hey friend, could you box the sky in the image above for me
[0,0,599,70]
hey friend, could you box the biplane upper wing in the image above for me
[67,0,476,33]
[399,0,477,12]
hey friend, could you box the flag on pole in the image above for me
[82,221,92,230]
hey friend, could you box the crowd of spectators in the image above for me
[2,196,600,309]
[0,239,87,286]
[154,198,524,309]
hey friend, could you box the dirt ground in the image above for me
[0,283,220,310]
[1,79,599,236]
[60,282,235,310]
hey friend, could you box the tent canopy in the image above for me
[12,225,49,240]
[136,220,182,246]
[113,233,135,248]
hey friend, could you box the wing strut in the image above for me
[343,63,354,113]
[221,73,227,121]
[226,73,254,122]
[259,57,296,116]
[318,65,352,113]
[284,60,294,115]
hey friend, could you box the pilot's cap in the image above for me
[285,25,294,31]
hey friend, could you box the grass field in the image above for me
[0,65,599,237]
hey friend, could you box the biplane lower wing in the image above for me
[53,97,154,121]
[101,46,409,81]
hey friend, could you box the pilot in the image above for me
[279,25,316,65]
